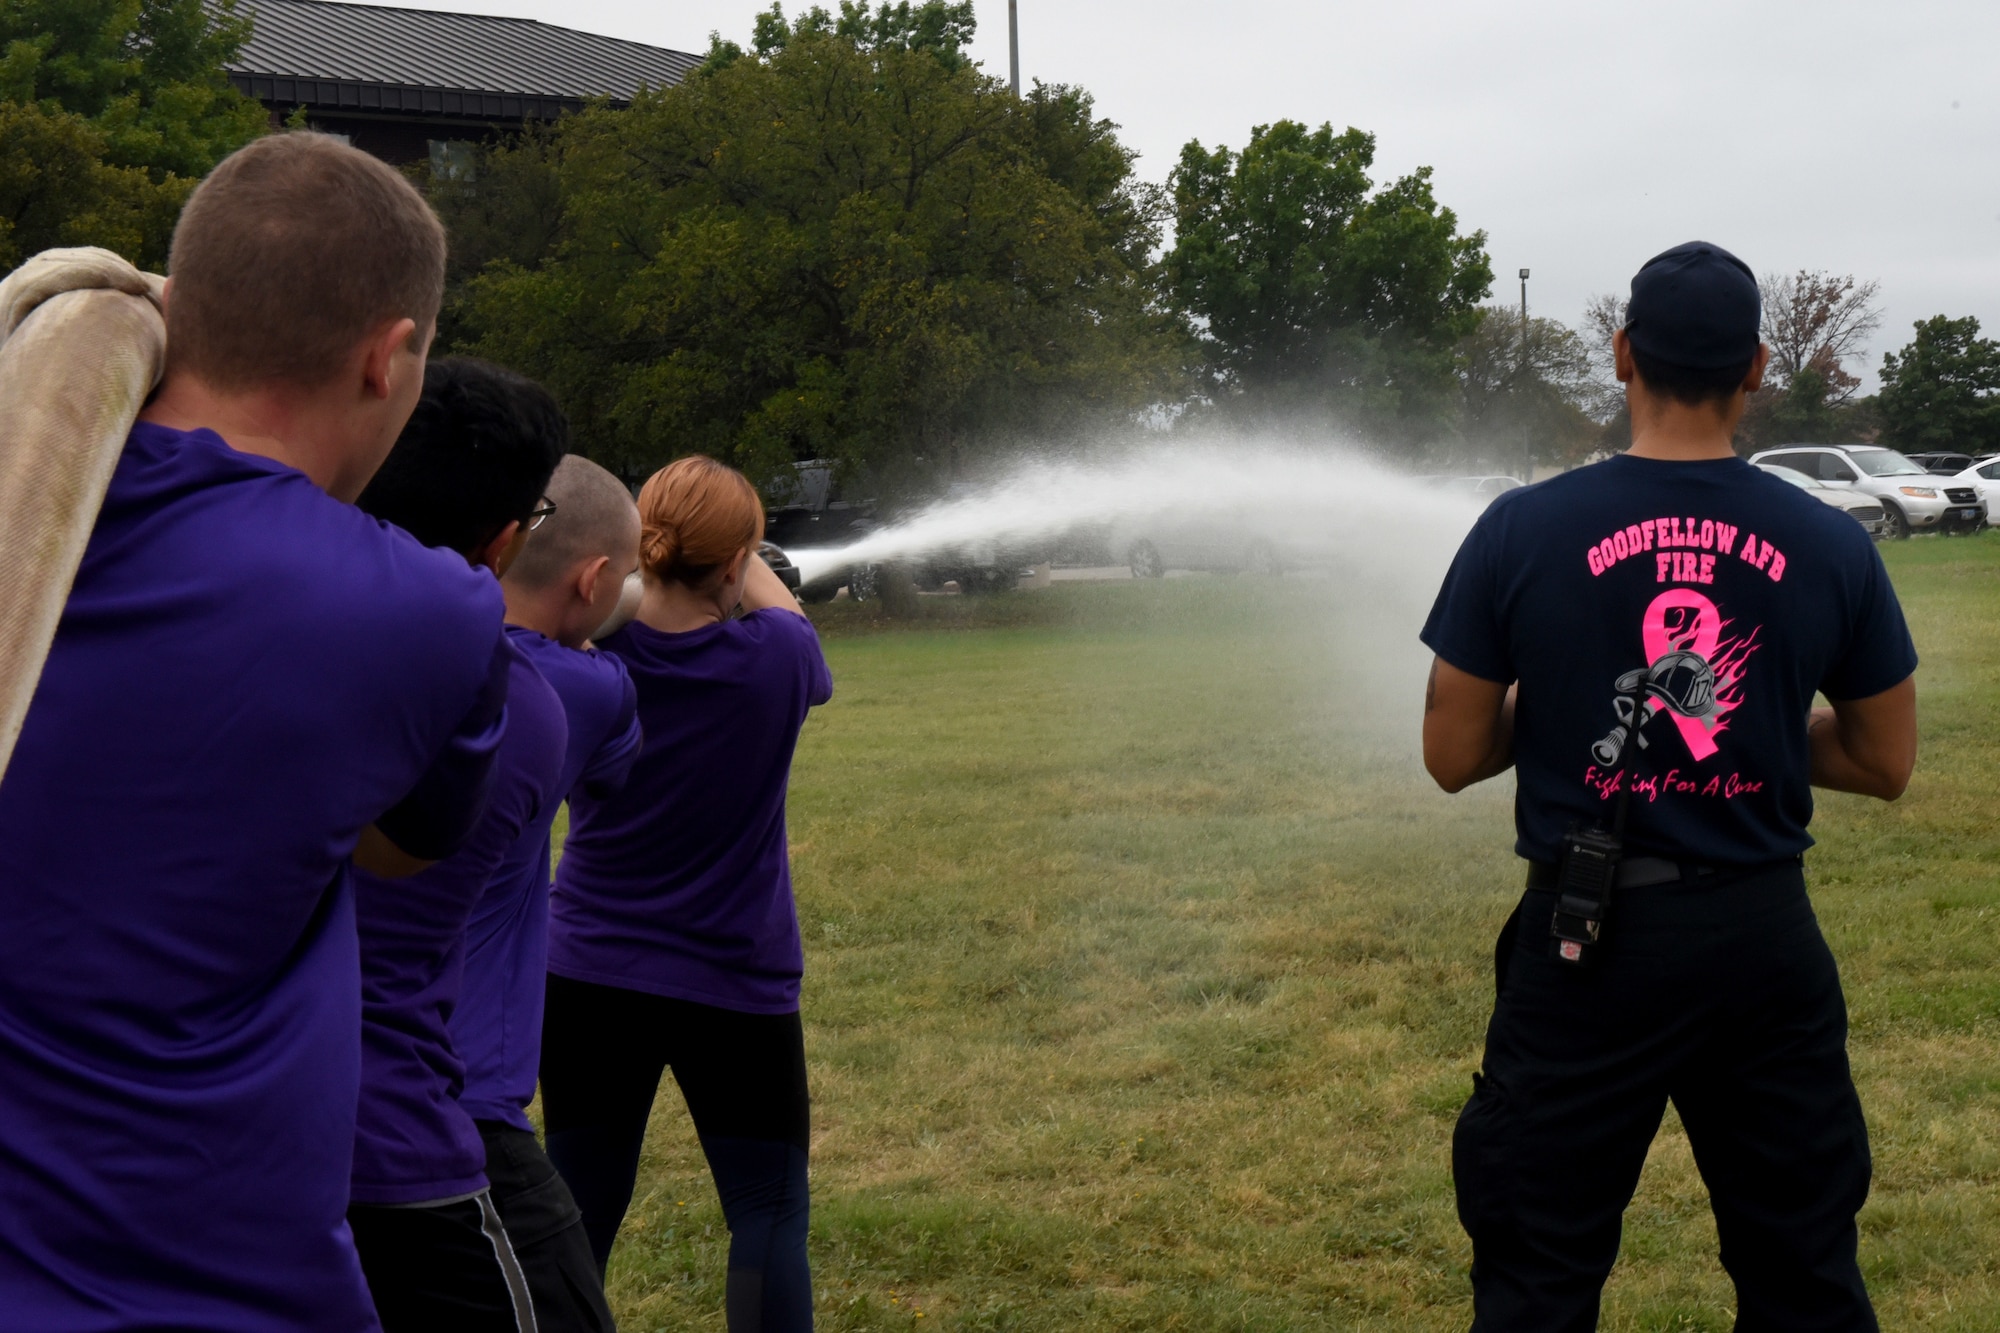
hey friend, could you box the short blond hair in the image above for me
[166,132,447,390]
[506,455,640,589]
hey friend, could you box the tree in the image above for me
[1161,120,1491,444]
[423,123,567,351]
[448,2,1184,488]
[1759,270,1881,406]
[0,100,149,268]
[1726,268,1883,451]
[1577,293,1628,422]
[1877,315,2000,454]
[1455,306,1597,468]
[707,0,976,69]
[0,0,266,268]
[1579,283,1886,454]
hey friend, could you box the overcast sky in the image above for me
[380,0,1999,390]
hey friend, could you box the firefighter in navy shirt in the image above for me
[1421,242,1917,1332]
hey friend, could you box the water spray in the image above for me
[781,444,1493,588]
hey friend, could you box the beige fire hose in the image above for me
[0,247,168,782]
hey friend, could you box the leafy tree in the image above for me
[1576,294,1627,418]
[1733,269,1882,450]
[1877,315,2000,454]
[448,2,1184,488]
[0,0,266,268]
[707,0,976,70]
[1162,121,1491,444]
[1455,306,1596,468]
[0,100,148,267]
[1758,270,1880,406]
[423,123,566,350]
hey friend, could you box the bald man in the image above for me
[449,455,646,1332]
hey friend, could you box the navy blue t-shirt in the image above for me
[1421,453,1917,866]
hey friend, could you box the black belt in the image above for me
[1526,856,1716,891]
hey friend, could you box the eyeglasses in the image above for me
[527,497,557,531]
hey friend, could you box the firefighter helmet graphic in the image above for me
[1592,650,1720,765]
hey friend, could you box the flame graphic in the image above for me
[1691,619,1761,742]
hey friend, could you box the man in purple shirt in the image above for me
[347,358,570,1332]
[452,454,645,1333]
[0,134,505,1330]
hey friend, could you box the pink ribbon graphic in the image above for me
[1642,588,1723,760]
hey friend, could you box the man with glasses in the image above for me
[346,357,572,1331]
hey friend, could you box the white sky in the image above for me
[383,0,2000,390]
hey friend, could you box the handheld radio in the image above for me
[1549,680,1644,967]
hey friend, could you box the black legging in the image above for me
[539,974,811,1332]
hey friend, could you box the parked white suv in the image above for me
[1943,458,2000,526]
[1749,444,1987,538]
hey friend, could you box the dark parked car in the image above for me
[1905,451,1975,476]
[763,460,876,549]
[762,461,878,602]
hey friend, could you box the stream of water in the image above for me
[783,443,1494,588]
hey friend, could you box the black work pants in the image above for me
[478,1121,618,1333]
[1454,862,1877,1332]
[539,974,812,1333]
[348,1191,537,1333]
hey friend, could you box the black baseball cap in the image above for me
[1625,241,1760,370]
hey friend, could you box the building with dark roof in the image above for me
[225,0,700,164]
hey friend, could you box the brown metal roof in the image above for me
[226,0,700,118]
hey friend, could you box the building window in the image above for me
[428,139,477,182]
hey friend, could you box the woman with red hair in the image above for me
[540,456,832,1332]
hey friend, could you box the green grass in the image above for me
[584,533,2000,1331]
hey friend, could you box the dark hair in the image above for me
[168,132,446,390]
[357,357,568,557]
[1628,344,1754,409]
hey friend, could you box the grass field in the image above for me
[583,533,2000,1331]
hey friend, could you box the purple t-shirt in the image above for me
[452,627,640,1130]
[0,423,505,1331]
[551,609,833,1013]
[351,635,568,1204]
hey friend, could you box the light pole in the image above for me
[1009,1,1020,96]
[1518,268,1531,477]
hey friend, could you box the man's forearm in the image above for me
[1459,687,1518,787]
[1807,705,1910,800]
[1423,658,1518,792]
